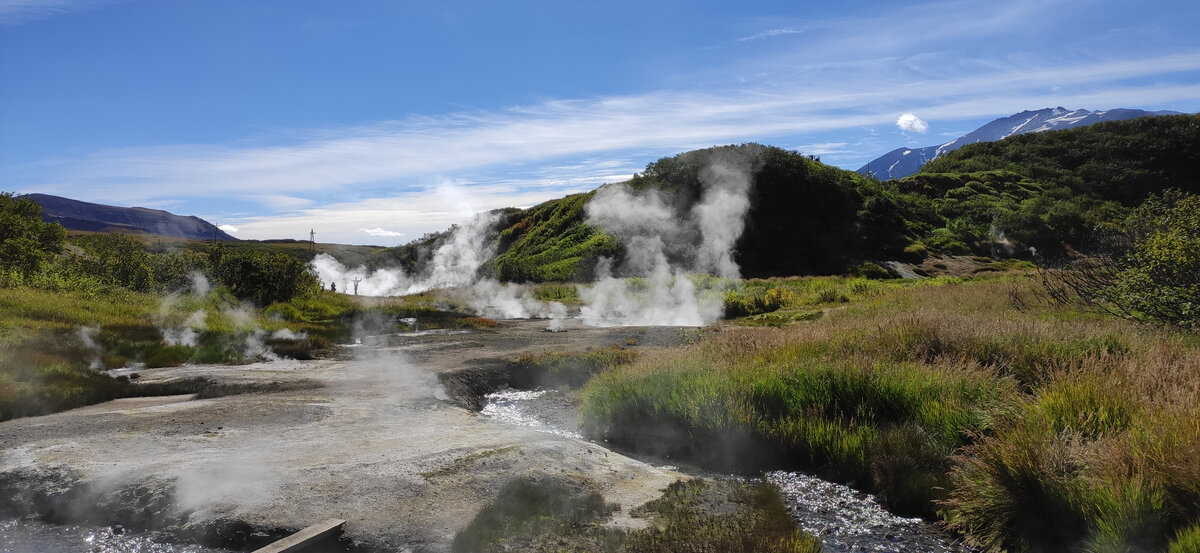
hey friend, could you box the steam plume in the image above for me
[580,151,760,326]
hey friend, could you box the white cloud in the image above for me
[20,50,1199,210]
[738,28,805,42]
[224,181,587,246]
[896,113,929,133]
[218,224,238,233]
[0,0,116,25]
[358,227,404,237]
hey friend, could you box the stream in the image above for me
[480,386,970,553]
[0,519,230,553]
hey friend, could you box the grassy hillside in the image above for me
[431,144,909,282]
[920,113,1200,205]
[487,192,619,282]
[873,114,1200,260]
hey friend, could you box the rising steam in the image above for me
[310,212,499,297]
[311,151,759,328]
[580,151,759,326]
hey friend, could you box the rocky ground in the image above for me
[0,320,694,552]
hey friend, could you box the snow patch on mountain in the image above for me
[859,107,1181,180]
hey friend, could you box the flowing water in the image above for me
[0,519,231,553]
[765,471,968,552]
[480,388,970,553]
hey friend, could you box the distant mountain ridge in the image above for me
[26,193,237,241]
[859,107,1181,180]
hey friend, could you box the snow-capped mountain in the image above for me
[858,107,1181,180]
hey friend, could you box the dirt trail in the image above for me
[0,320,692,552]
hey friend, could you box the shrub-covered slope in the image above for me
[456,144,909,281]
[919,113,1200,204]
[379,114,1200,282]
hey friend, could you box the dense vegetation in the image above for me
[1043,190,1200,329]
[921,114,1200,205]
[488,193,618,282]
[903,113,1200,260]
[581,275,1200,551]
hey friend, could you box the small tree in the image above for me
[73,233,154,291]
[209,245,320,305]
[1042,190,1200,329]
[0,192,66,276]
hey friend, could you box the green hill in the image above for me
[369,113,1200,282]
[920,113,1200,205]
[897,113,1200,258]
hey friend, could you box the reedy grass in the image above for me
[510,347,637,389]
[1170,523,1200,553]
[582,274,1200,549]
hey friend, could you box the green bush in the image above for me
[903,241,929,261]
[144,344,195,368]
[208,244,320,305]
[0,192,66,277]
[724,286,796,318]
[854,262,896,280]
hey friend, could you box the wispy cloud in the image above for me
[358,227,405,238]
[5,0,1198,244]
[217,224,238,233]
[14,50,1197,211]
[226,182,584,246]
[738,27,805,42]
[0,0,116,25]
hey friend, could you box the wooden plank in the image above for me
[252,518,346,553]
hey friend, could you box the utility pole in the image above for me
[309,229,315,253]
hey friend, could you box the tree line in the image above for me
[0,192,318,305]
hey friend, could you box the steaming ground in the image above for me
[0,319,690,552]
[311,153,759,328]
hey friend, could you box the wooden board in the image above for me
[252,519,346,553]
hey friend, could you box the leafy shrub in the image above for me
[144,344,195,368]
[72,233,155,291]
[854,261,896,280]
[1043,190,1200,329]
[208,244,320,305]
[0,192,66,276]
[903,241,929,261]
[724,286,796,318]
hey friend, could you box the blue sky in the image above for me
[2,0,1199,246]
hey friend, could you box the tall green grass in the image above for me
[582,276,1200,549]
